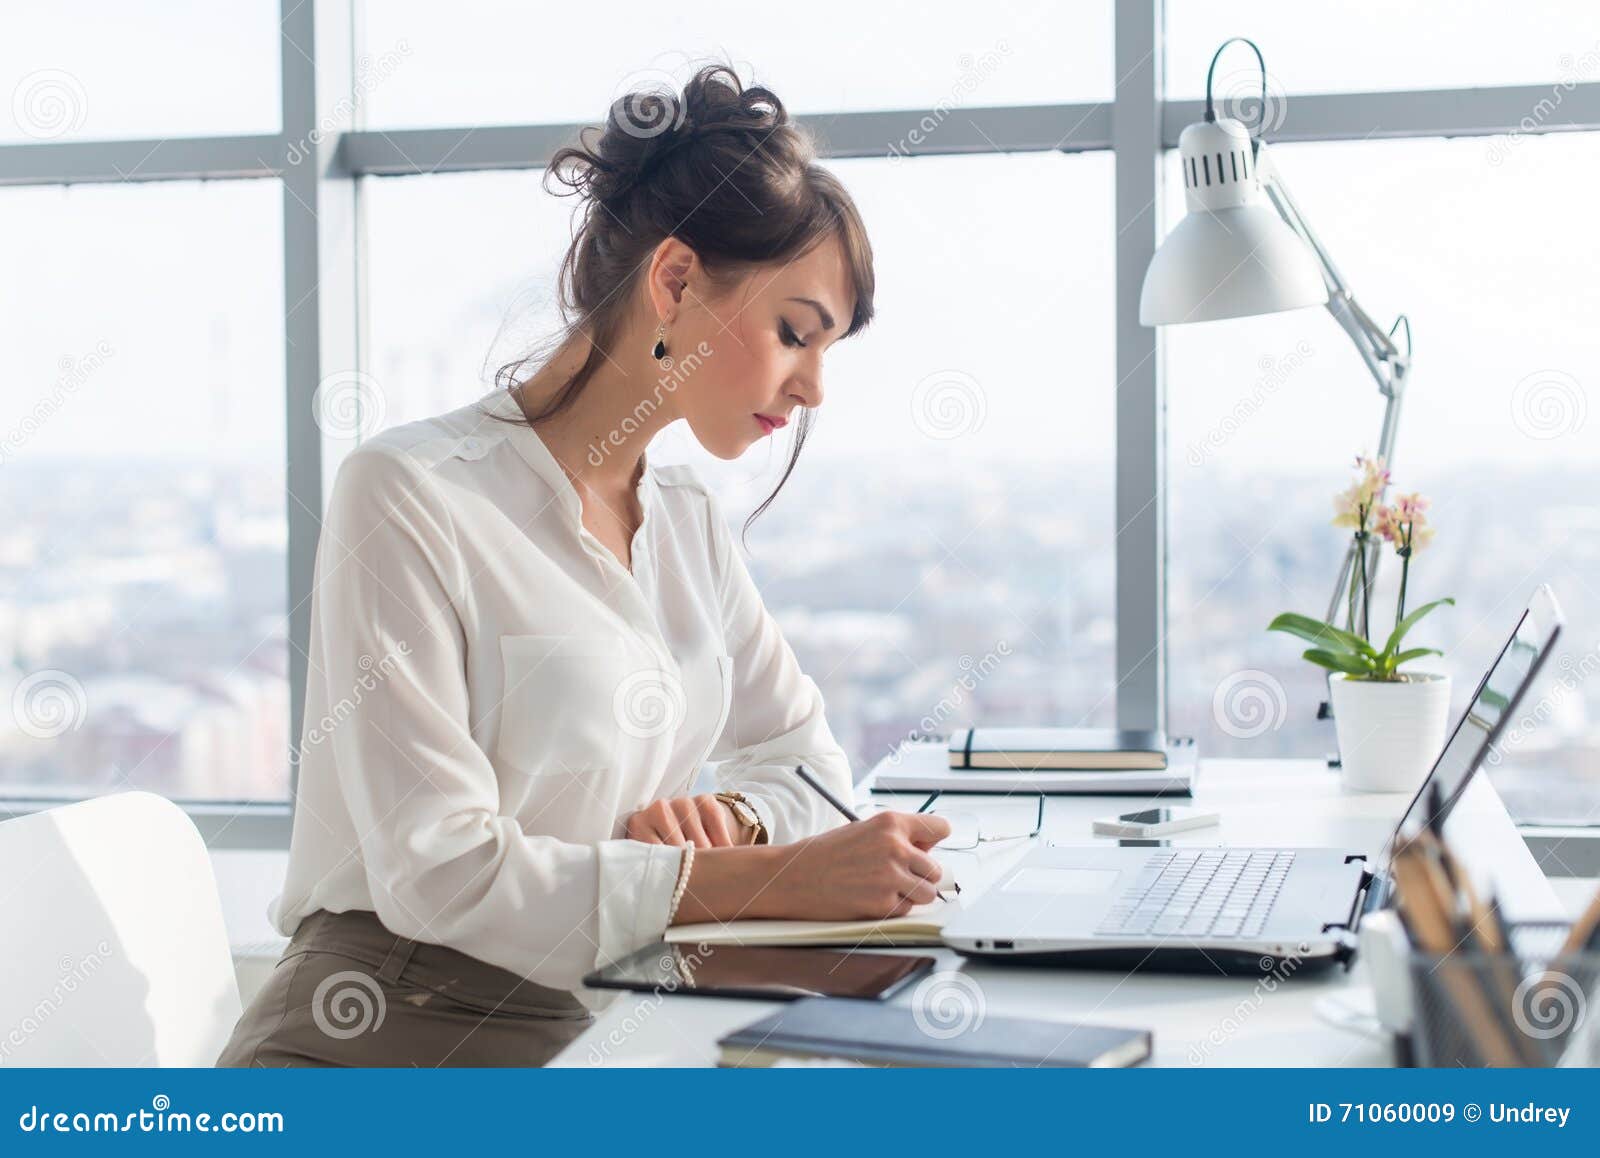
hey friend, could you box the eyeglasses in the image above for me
[917,790,1045,851]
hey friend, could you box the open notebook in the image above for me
[666,898,953,948]
[667,858,961,947]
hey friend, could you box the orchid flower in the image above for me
[1329,455,1391,635]
[1372,503,1398,544]
[1273,464,1449,682]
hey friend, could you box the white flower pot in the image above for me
[1329,673,1452,794]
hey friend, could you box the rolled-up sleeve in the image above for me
[314,445,683,991]
[702,490,854,845]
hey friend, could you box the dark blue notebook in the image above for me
[718,996,1151,1068]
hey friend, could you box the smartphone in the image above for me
[583,943,936,1002]
[1092,806,1220,838]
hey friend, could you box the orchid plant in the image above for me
[1268,455,1453,681]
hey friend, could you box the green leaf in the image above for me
[1381,597,1455,657]
[1268,612,1376,658]
[1302,647,1377,675]
[1392,647,1442,666]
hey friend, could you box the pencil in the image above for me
[1392,835,1521,1066]
[1557,884,1600,957]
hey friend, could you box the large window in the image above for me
[5,2,1596,840]
[0,180,288,803]
[1166,133,1600,767]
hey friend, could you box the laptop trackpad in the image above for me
[1001,868,1121,896]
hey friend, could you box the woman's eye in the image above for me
[779,319,807,349]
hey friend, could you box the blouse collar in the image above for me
[475,388,656,530]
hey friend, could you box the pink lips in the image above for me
[754,413,788,436]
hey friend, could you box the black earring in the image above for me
[651,321,667,362]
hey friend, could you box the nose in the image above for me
[790,367,823,411]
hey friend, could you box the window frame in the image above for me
[0,0,1596,846]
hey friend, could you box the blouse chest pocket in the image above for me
[496,634,633,777]
[670,652,734,796]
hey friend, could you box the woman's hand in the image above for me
[672,810,953,924]
[625,794,755,848]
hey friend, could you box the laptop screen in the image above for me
[1385,584,1562,859]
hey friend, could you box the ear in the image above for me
[645,236,698,322]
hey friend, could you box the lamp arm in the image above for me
[1250,143,1414,643]
[1254,142,1407,395]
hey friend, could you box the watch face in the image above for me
[718,796,760,832]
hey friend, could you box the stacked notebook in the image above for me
[950,727,1170,770]
[717,997,1151,1068]
[872,728,1197,796]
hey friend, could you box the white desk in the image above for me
[552,755,1558,1068]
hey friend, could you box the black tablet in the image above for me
[583,942,935,1001]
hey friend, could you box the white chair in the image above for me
[0,791,242,1066]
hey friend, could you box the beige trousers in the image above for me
[215,909,594,1067]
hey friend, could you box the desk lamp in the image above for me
[1141,37,1413,729]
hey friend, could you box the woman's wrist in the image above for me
[669,844,792,924]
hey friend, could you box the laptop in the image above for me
[942,585,1564,974]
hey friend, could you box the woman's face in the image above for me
[670,234,855,460]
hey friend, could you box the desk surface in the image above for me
[553,755,1467,1068]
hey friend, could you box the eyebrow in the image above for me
[785,296,836,331]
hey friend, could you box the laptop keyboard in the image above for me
[1095,850,1295,940]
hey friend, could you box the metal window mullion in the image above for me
[339,102,1114,175]
[0,135,282,186]
[2,82,1594,189]
[280,0,360,850]
[1163,81,1600,146]
[0,800,291,849]
[333,81,1600,179]
[1113,0,1166,732]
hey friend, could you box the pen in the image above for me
[792,763,960,898]
[792,762,862,823]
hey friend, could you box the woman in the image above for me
[218,64,949,1068]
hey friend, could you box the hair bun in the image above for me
[611,79,691,142]
[553,65,795,210]
[532,58,872,337]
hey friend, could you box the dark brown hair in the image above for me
[489,63,876,541]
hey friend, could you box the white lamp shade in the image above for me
[1139,117,1329,325]
[1139,203,1329,324]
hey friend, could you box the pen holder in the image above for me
[1408,922,1599,1067]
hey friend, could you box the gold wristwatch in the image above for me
[714,791,768,845]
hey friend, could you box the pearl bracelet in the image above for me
[666,843,696,926]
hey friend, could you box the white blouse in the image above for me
[271,387,853,999]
